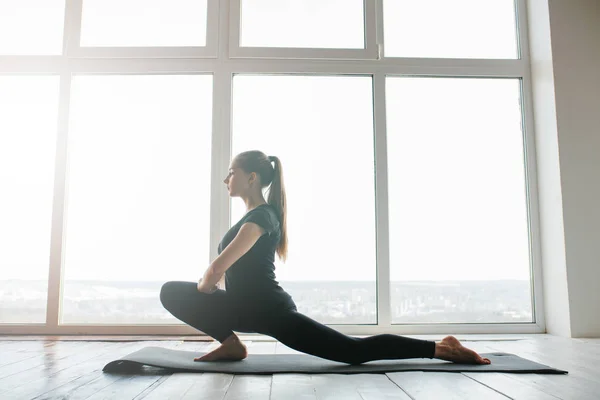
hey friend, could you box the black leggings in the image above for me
[160,281,436,365]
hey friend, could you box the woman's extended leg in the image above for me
[255,309,435,365]
[258,309,490,365]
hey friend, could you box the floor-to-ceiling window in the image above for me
[0,0,544,335]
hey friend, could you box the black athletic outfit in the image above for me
[160,204,436,365]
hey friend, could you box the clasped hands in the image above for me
[197,278,219,294]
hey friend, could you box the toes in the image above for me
[477,356,491,365]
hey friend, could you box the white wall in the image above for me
[528,0,600,337]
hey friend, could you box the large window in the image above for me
[1,0,542,335]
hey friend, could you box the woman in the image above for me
[160,150,491,365]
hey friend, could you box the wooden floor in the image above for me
[0,334,598,399]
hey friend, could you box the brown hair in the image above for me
[233,150,288,262]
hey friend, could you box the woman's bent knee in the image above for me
[160,281,185,308]
[160,281,226,312]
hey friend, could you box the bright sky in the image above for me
[0,1,527,283]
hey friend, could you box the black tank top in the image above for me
[218,204,295,312]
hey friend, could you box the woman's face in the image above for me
[223,166,239,196]
[224,161,251,196]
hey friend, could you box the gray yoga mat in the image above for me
[103,346,567,375]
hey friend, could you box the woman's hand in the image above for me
[197,279,218,294]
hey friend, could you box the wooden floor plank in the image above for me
[33,366,134,400]
[463,372,562,400]
[180,373,235,400]
[307,373,414,400]
[0,340,52,354]
[139,373,209,400]
[223,375,272,400]
[310,374,365,400]
[30,368,124,400]
[503,372,596,400]
[151,373,235,400]
[270,374,318,400]
[576,338,600,345]
[350,373,414,400]
[84,367,171,400]
[387,371,511,400]
[0,341,94,381]
[0,344,52,368]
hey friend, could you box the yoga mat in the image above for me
[103,346,568,375]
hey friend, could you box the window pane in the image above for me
[386,77,533,324]
[61,75,213,324]
[232,75,376,324]
[0,0,65,55]
[0,76,60,323]
[240,0,364,49]
[383,0,518,58]
[81,0,208,47]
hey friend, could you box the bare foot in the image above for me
[194,334,248,362]
[434,336,491,365]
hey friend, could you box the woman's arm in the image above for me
[197,268,222,293]
[197,222,264,293]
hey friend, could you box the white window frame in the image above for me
[0,0,545,336]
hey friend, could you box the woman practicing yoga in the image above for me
[160,150,491,365]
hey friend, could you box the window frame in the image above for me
[0,0,545,336]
